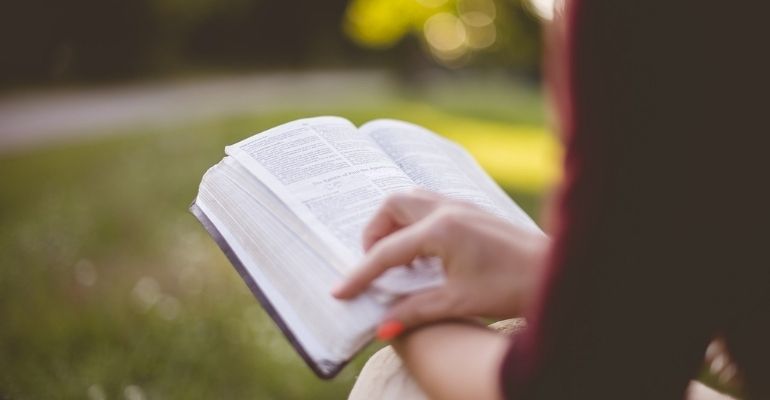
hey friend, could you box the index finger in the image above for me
[334,218,437,299]
[362,189,441,250]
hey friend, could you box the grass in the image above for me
[0,88,559,399]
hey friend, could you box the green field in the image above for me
[0,88,561,399]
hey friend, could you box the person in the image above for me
[332,0,769,399]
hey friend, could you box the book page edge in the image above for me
[189,200,352,379]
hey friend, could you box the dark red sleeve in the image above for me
[499,1,770,398]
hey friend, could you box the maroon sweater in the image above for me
[500,1,770,398]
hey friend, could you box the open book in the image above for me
[191,117,538,378]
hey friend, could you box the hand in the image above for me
[705,338,742,388]
[332,189,549,335]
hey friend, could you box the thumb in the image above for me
[377,288,459,340]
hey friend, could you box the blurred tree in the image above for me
[0,0,158,84]
[0,0,542,87]
[0,0,363,86]
[182,0,355,67]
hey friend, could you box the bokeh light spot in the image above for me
[74,258,97,287]
[424,12,468,61]
[132,276,161,311]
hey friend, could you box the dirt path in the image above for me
[0,70,396,154]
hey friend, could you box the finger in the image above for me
[710,353,728,375]
[362,189,441,250]
[718,363,738,385]
[382,287,459,331]
[333,219,436,299]
[705,339,725,362]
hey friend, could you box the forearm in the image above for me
[389,324,734,400]
[686,381,735,400]
[391,321,510,400]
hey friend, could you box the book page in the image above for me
[195,163,385,366]
[360,119,539,229]
[437,137,540,229]
[225,117,416,271]
[218,156,352,276]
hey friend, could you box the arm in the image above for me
[332,189,546,398]
[391,322,735,400]
[391,322,509,400]
[686,382,735,400]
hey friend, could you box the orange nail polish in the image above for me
[376,320,404,341]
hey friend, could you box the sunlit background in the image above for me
[0,0,560,398]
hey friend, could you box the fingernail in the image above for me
[376,320,404,341]
[330,283,344,297]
